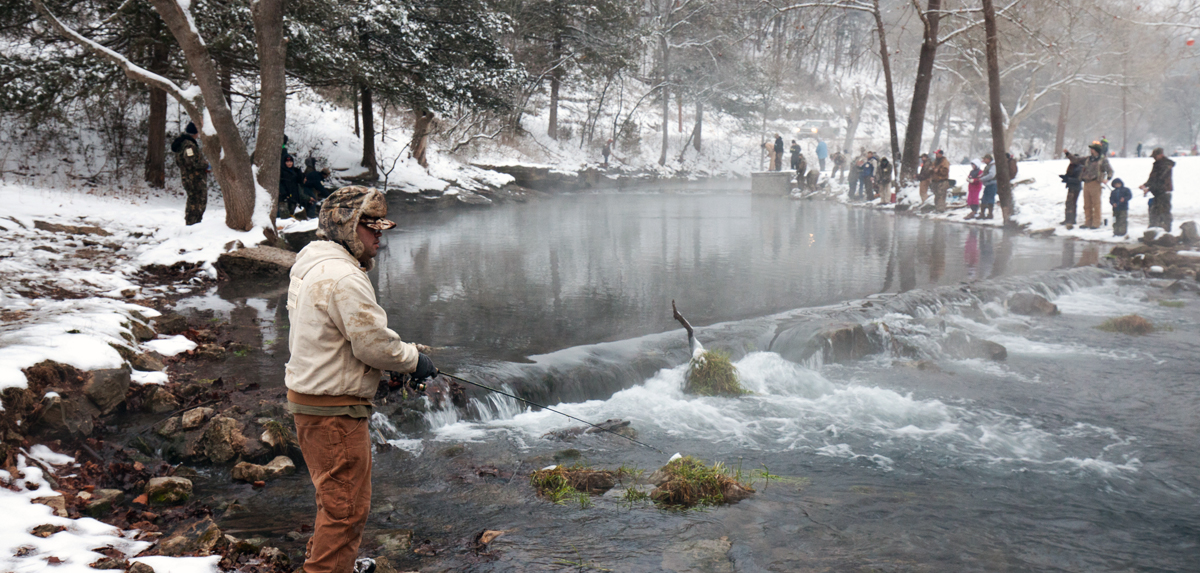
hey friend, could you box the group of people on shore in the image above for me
[169,125,335,224]
[784,133,1178,237]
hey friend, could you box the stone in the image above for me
[231,462,268,483]
[180,407,214,430]
[1156,233,1179,248]
[129,351,165,372]
[130,320,156,342]
[375,530,414,557]
[84,366,131,414]
[156,517,227,556]
[32,495,68,517]
[283,227,319,252]
[34,393,99,437]
[84,489,125,517]
[1007,292,1059,316]
[143,387,180,414]
[127,561,155,573]
[944,330,1007,361]
[215,246,296,278]
[201,416,246,464]
[151,313,188,336]
[156,417,182,438]
[455,190,493,206]
[145,476,193,505]
[661,538,735,573]
[195,343,226,360]
[258,546,289,567]
[33,220,111,236]
[264,455,296,477]
[809,323,877,363]
[1182,221,1200,245]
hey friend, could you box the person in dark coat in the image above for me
[876,157,893,203]
[170,122,207,225]
[858,151,876,201]
[831,150,847,182]
[602,139,613,167]
[279,155,315,219]
[303,157,334,200]
[789,140,801,171]
[1059,149,1084,226]
[773,134,784,172]
[1141,147,1176,231]
[1109,178,1132,236]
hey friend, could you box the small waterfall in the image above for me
[369,411,424,456]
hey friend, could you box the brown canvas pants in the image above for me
[294,414,372,573]
[1083,180,1103,228]
[919,179,929,203]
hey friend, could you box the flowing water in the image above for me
[197,191,1200,571]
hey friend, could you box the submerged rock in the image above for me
[808,323,878,363]
[156,517,226,556]
[1006,292,1059,316]
[944,331,1008,361]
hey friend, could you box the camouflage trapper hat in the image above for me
[317,186,395,259]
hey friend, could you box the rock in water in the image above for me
[202,416,247,463]
[145,476,193,505]
[1007,293,1059,316]
[216,246,296,278]
[157,517,227,556]
[808,323,877,363]
[1181,221,1200,245]
[944,331,1007,361]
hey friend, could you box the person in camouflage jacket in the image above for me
[1141,147,1176,232]
[170,122,208,225]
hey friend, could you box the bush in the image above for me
[1096,314,1155,335]
[685,350,750,396]
[530,464,616,505]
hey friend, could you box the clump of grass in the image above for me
[685,350,750,397]
[1159,300,1186,308]
[262,419,294,450]
[530,463,616,506]
[1096,314,1156,335]
[650,456,755,508]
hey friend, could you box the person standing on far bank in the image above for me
[286,186,438,573]
[170,121,207,226]
[816,139,828,172]
[1060,150,1084,227]
[1141,147,1176,232]
[602,139,612,168]
[773,134,784,172]
[931,149,951,212]
[1079,142,1113,229]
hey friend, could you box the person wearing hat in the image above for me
[930,149,951,212]
[773,134,785,172]
[286,186,437,573]
[1109,178,1132,236]
[1059,149,1084,226]
[1080,142,1113,229]
[169,121,208,225]
[1141,147,1176,231]
[916,153,932,203]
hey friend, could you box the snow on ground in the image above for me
[842,156,1199,242]
[0,450,197,573]
[0,180,271,401]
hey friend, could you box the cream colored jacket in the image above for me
[285,241,418,399]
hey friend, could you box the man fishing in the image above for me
[285,186,437,573]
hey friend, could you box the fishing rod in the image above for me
[431,371,666,455]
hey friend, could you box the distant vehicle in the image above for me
[1173,147,1190,157]
[796,119,840,139]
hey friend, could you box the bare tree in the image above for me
[32,0,286,232]
[980,0,1012,223]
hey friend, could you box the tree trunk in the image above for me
[548,33,562,140]
[900,0,941,182]
[252,0,286,232]
[1054,89,1069,153]
[220,62,232,107]
[144,39,169,189]
[930,99,951,155]
[872,0,901,168]
[659,33,669,166]
[981,0,1012,223]
[411,109,434,168]
[694,99,702,152]
[352,87,360,138]
[360,86,378,179]
[842,87,865,155]
[969,103,985,155]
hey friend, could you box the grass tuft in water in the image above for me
[684,349,750,397]
[650,456,755,508]
[530,463,615,506]
[262,419,294,450]
[1096,314,1156,335]
[1158,300,1185,308]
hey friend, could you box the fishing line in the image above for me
[432,371,666,455]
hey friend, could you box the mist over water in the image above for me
[291,192,1200,570]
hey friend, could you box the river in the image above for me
[202,189,1200,571]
